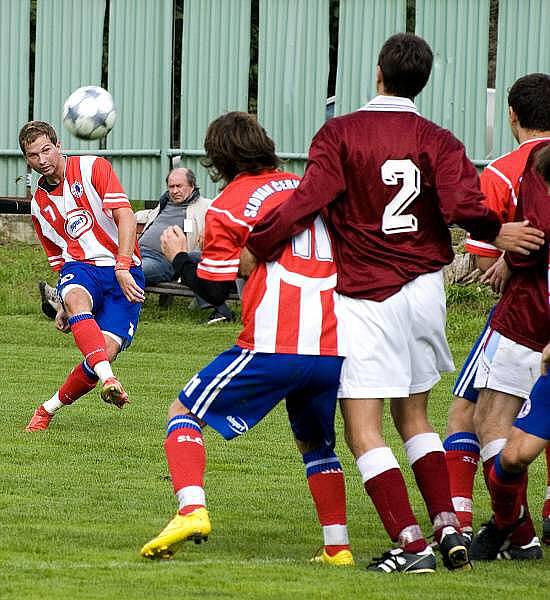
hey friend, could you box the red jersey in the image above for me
[247,95,501,301]
[466,137,550,257]
[31,155,140,271]
[492,141,550,352]
[198,170,342,356]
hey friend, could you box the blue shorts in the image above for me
[179,346,344,443]
[514,374,550,440]
[57,262,144,350]
[452,305,496,403]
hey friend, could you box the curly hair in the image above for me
[508,74,550,132]
[202,112,280,186]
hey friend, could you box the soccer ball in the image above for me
[62,86,117,140]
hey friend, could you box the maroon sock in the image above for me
[364,468,425,552]
[488,463,527,529]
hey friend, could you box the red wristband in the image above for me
[115,255,133,271]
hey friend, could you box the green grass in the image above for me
[1,241,549,599]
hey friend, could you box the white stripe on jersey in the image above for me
[466,238,499,252]
[192,349,255,419]
[104,192,128,198]
[253,262,337,354]
[208,206,253,231]
[486,164,517,206]
[200,257,241,266]
[197,264,239,275]
[31,200,69,257]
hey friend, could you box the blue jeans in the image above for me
[140,247,174,286]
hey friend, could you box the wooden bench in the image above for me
[145,281,240,308]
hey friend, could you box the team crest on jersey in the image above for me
[226,415,249,435]
[70,181,84,198]
[517,398,531,419]
[65,208,94,239]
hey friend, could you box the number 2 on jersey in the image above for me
[381,159,420,234]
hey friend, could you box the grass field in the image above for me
[1,241,549,599]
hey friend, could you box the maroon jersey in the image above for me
[492,141,550,352]
[248,95,500,301]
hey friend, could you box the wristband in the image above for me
[115,255,133,271]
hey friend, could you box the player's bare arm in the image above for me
[493,220,545,255]
[238,247,257,278]
[112,207,145,303]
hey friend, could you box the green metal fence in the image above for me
[2,0,549,202]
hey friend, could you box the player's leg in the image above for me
[95,264,145,406]
[340,397,436,573]
[26,266,109,431]
[24,359,99,431]
[336,287,435,573]
[141,348,305,560]
[391,392,468,571]
[473,332,541,558]
[443,319,492,534]
[471,375,550,560]
[140,400,211,559]
[287,356,353,566]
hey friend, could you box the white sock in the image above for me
[42,392,64,414]
[94,360,114,383]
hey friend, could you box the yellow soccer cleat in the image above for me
[100,377,129,408]
[140,508,212,560]
[311,548,355,566]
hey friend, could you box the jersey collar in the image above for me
[359,95,419,114]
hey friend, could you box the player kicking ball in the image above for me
[140,112,352,566]
[19,121,145,431]
[470,143,550,559]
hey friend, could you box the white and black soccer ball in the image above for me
[62,86,117,140]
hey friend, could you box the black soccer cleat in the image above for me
[438,527,472,570]
[367,546,436,574]
[470,515,524,561]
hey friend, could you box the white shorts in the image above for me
[337,270,454,399]
[474,329,540,400]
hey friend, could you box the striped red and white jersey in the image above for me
[466,137,550,257]
[31,155,140,271]
[198,170,343,356]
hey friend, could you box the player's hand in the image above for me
[161,225,188,261]
[115,269,145,303]
[55,307,70,333]
[541,343,550,376]
[493,220,545,255]
[479,255,511,295]
[238,247,258,278]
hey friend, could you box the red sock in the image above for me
[445,450,479,530]
[164,417,206,515]
[364,469,425,553]
[489,463,526,529]
[58,363,98,405]
[307,470,349,554]
[69,314,109,368]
